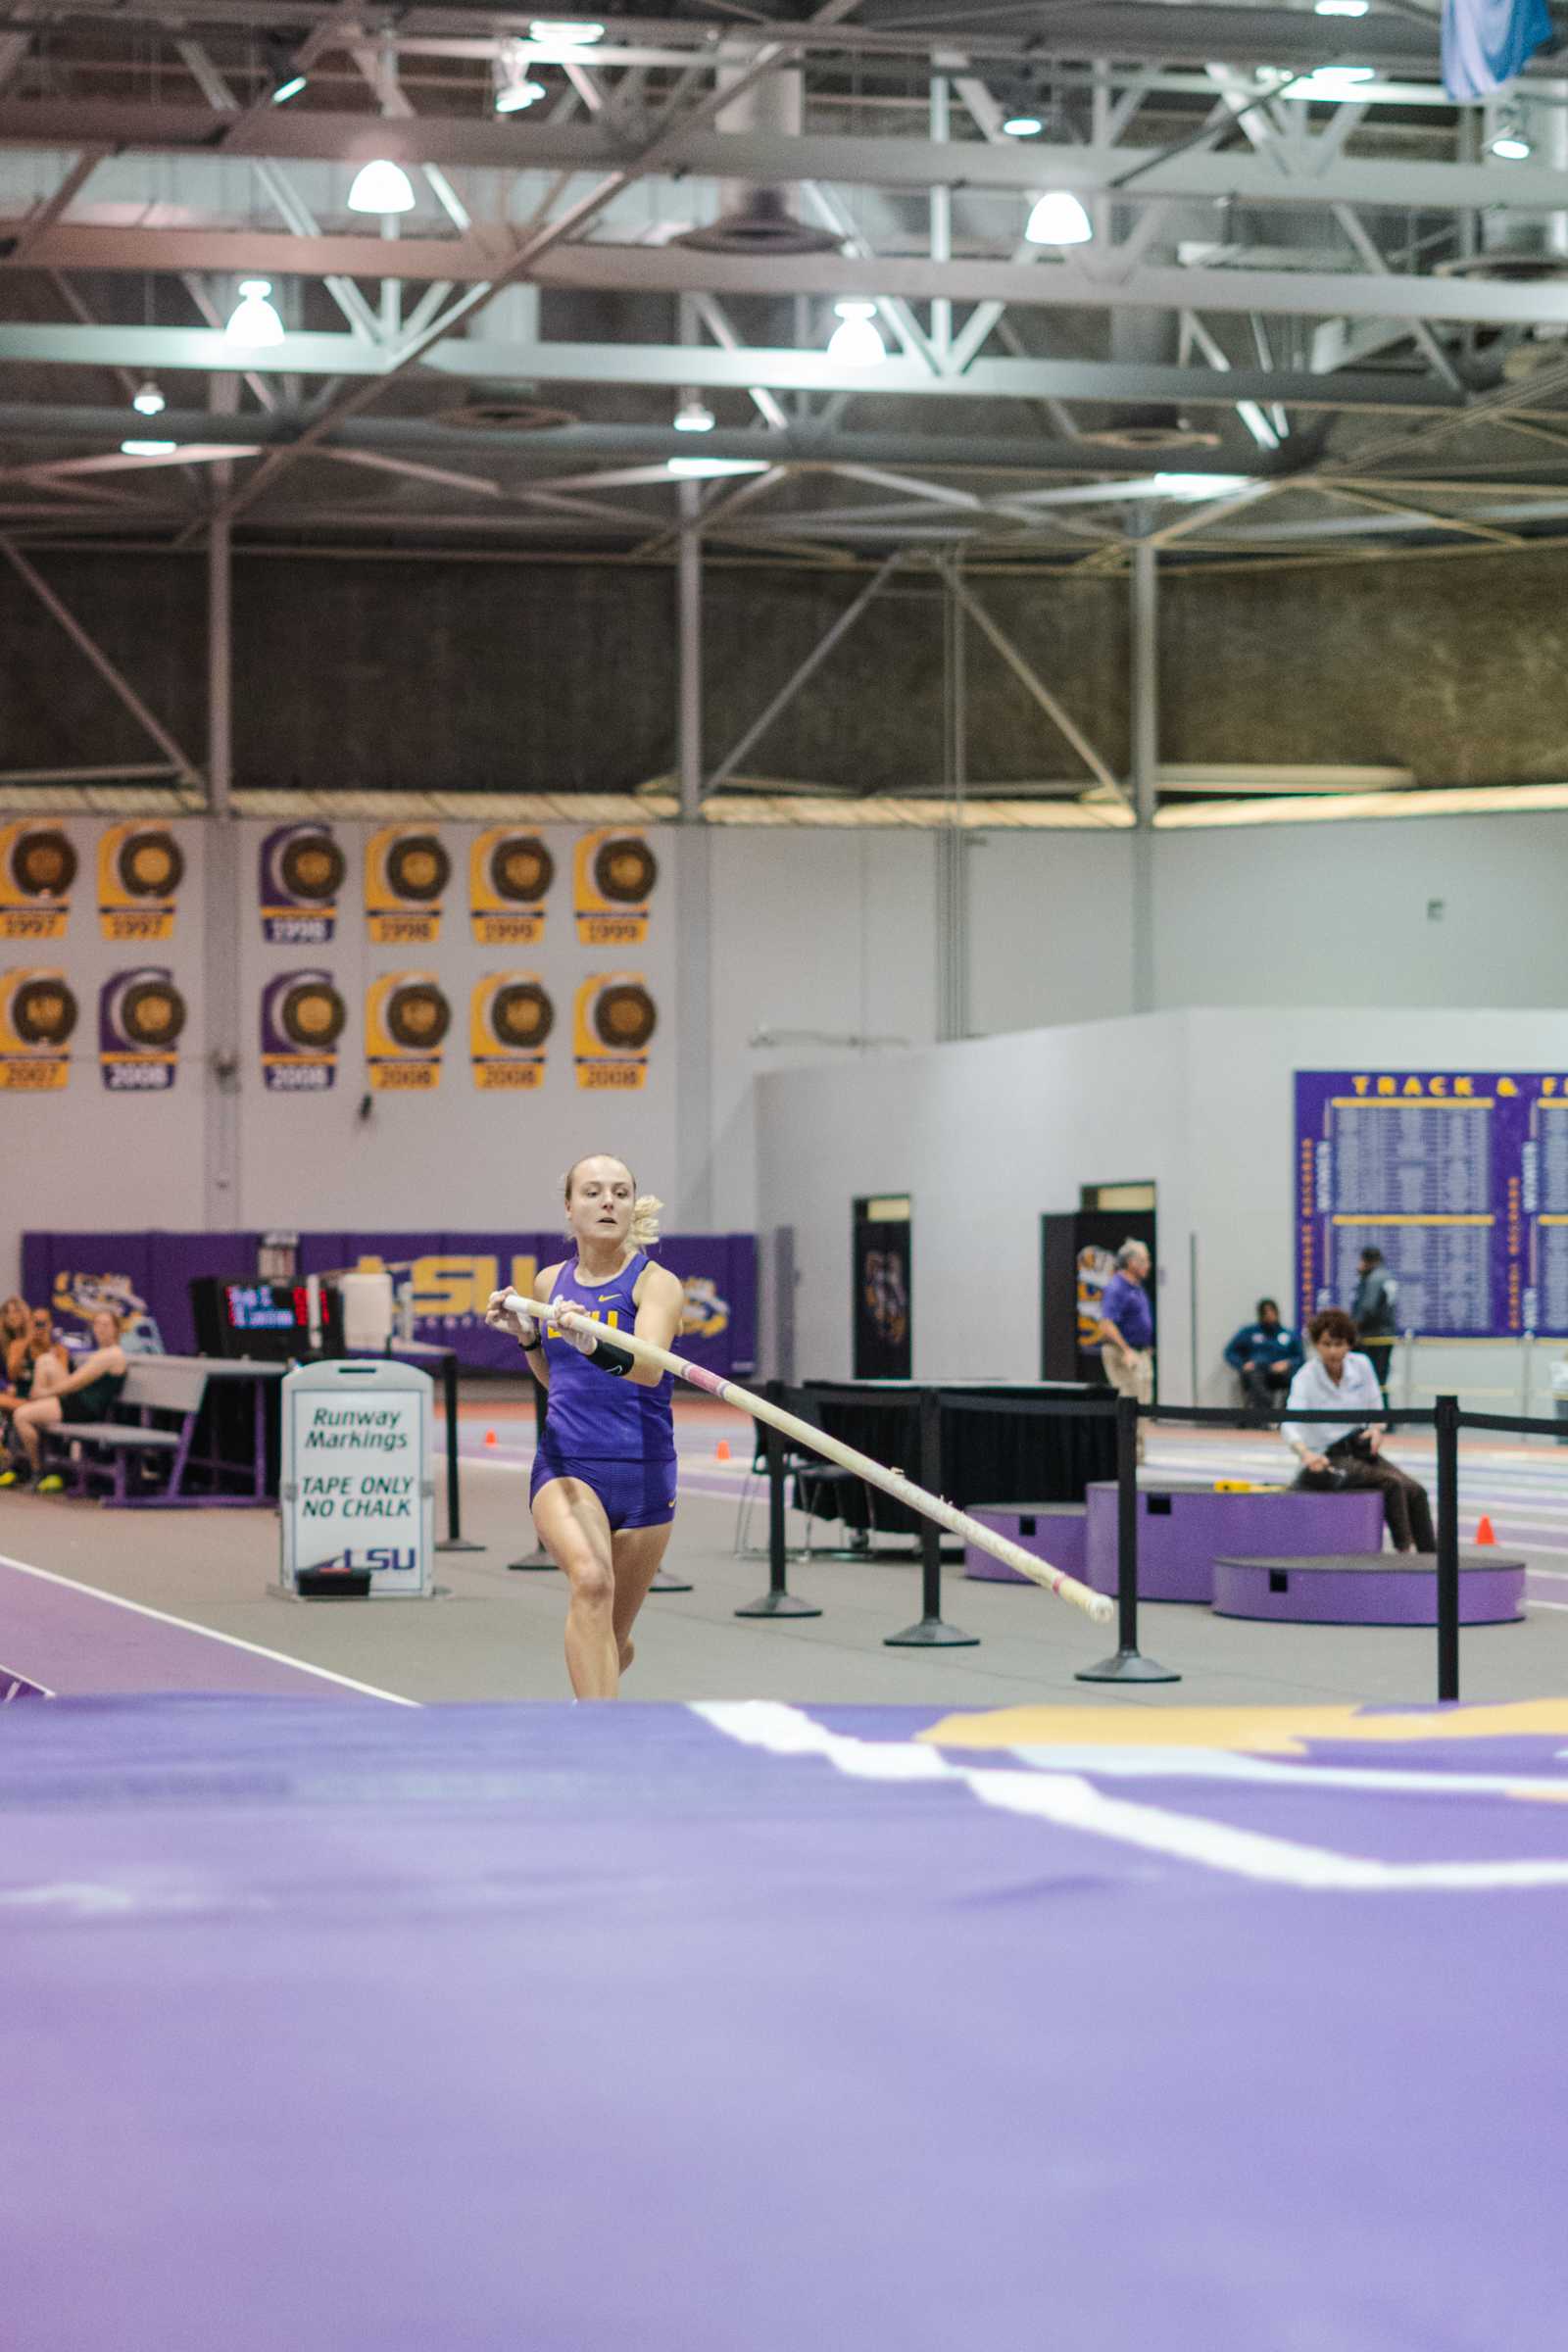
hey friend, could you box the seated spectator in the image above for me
[0,1307,69,1416]
[1224,1298,1303,1412]
[0,1309,127,1494]
[1282,1307,1435,1553]
[0,1296,28,1363]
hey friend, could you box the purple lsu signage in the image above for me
[24,1229,758,1374]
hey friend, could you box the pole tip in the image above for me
[1089,1593,1114,1627]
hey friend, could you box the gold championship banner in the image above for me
[0,823,76,942]
[366,971,451,1090]
[0,966,76,1091]
[366,826,450,946]
[574,972,657,1091]
[98,822,184,942]
[470,830,555,947]
[573,829,657,948]
[470,972,554,1090]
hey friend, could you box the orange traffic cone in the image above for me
[484,1429,498,1447]
[1475,1514,1495,1546]
[715,1439,731,1462]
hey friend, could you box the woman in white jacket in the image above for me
[1283,1307,1435,1552]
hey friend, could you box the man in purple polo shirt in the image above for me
[1096,1239,1154,1461]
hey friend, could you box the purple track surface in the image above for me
[4,1694,1568,2350]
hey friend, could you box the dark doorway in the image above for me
[853,1195,912,1379]
[1040,1190,1157,1384]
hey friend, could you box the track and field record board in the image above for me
[1295,1070,1568,1340]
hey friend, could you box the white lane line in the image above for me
[0,1551,418,1708]
[693,1701,1568,1893]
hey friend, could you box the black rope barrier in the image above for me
[736,1386,822,1622]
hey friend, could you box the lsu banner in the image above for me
[574,971,656,1091]
[367,970,450,1091]
[262,970,347,1093]
[366,826,449,946]
[99,966,186,1092]
[0,966,76,1091]
[0,823,76,942]
[470,972,553,1091]
[573,829,658,948]
[98,822,184,942]
[470,830,554,947]
[260,823,344,945]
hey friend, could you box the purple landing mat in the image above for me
[1213,1550,1528,1627]
[0,1560,374,1699]
[4,1697,1568,2352]
[963,1500,1086,1585]
[1086,1481,1386,1602]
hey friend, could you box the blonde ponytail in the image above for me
[630,1194,663,1250]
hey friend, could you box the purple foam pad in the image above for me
[1213,1550,1527,1627]
[963,1501,1087,1585]
[1086,1482,1387,1603]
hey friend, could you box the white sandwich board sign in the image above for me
[280,1357,434,1598]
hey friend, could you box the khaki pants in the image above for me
[1102,1346,1153,1461]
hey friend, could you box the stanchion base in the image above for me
[435,1538,485,1555]
[735,1591,823,1619]
[1075,1647,1181,1684]
[648,1569,694,1593]
[885,1617,980,1648]
[507,1549,555,1572]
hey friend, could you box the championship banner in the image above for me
[470,972,553,1091]
[366,826,450,945]
[98,822,184,942]
[470,829,554,946]
[573,829,658,948]
[0,966,76,1092]
[574,971,656,1092]
[99,966,186,1092]
[366,970,450,1091]
[0,823,76,941]
[261,970,346,1093]
[260,823,344,945]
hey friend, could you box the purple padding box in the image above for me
[1213,1551,1526,1627]
[1086,1482,1387,1603]
[963,1502,1086,1586]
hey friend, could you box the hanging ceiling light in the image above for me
[121,439,177,458]
[667,457,768,478]
[224,278,285,347]
[528,20,606,44]
[494,39,547,112]
[1313,0,1368,14]
[1489,106,1532,160]
[1152,473,1254,499]
[826,300,887,366]
[1003,115,1044,137]
[673,396,715,433]
[347,158,416,215]
[265,32,308,102]
[1024,190,1093,245]
[130,380,166,416]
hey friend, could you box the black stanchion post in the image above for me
[736,1392,821,1618]
[508,1369,556,1571]
[1076,1392,1179,1684]
[435,1348,484,1554]
[1436,1391,1461,1703]
[886,1387,979,1648]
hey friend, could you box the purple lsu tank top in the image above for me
[541,1250,675,1461]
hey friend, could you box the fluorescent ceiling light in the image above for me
[270,71,308,104]
[224,278,285,347]
[1490,130,1532,159]
[347,158,416,215]
[666,457,769,478]
[1313,0,1368,14]
[1024,190,1093,246]
[1152,472,1253,498]
[1003,115,1043,137]
[528,19,605,42]
[121,439,176,457]
[1287,65,1376,95]
[673,396,715,433]
[825,299,887,366]
[130,380,166,416]
[495,73,546,112]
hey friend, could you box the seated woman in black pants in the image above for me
[1281,1307,1436,1552]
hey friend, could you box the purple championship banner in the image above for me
[1295,1069,1568,1339]
[23,1230,758,1375]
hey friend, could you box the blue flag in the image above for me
[1443,0,1553,100]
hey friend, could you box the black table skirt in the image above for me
[795,1382,1115,1537]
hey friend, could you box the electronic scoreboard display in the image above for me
[190,1277,343,1359]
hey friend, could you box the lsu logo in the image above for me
[366,826,450,945]
[262,969,346,1093]
[0,966,76,1091]
[99,966,186,1092]
[470,830,555,947]
[260,824,344,944]
[574,972,657,1092]
[573,829,658,948]
[366,971,451,1091]
[0,823,76,941]
[98,823,184,942]
[680,1278,730,1341]
[470,972,554,1091]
